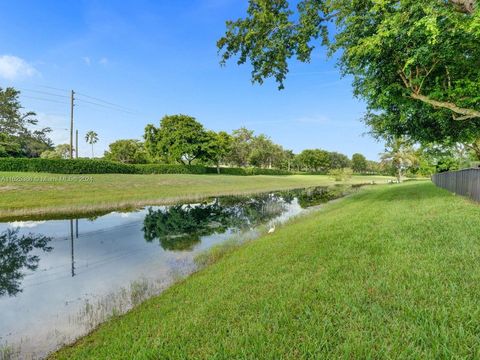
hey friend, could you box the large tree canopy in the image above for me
[0,87,53,157]
[144,115,209,165]
[218,0,480,144]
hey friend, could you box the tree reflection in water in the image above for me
[296,186,344,208]
[142,193,288,251]
[0,229,52,297]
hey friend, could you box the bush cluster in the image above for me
[206,167,291,176]
[0,158,136,174]
[0,158,292,176]
[136,164,207,174]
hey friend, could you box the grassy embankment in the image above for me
[52,182,480,359]
[0,172,391,219]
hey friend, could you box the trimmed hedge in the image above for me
[206,167,291,176]
[0,158,292,176]
[0,158,136,174]
[136,164,207,174]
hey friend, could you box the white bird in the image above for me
[268,224,276,234]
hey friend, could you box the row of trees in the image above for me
[1,86,453,179]
[0,87,385,174]
[101,114,381,174]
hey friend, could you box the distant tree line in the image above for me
[0,87,396,175]
[101,114,385,174]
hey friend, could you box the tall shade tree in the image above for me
[228,127,255,167]
[218,0,480,144]
[297,149,330,172]
[282,149,296,171]
[249,134,283,169]
[104,139,148,164]
[204,131,233,173]
[351,153,368,173]
[144,124,160,162]
[85,131,99,158]
[145,115,208,165]
[380,137,418,182]
[0,87,53,157]
[329,152,351,169]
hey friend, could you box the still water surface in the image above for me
[0,186,346,359]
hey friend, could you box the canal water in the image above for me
[0,186,349,359]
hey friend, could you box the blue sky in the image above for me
[0,0,384,159]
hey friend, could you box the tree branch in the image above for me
[410,93,480,120]
[450,0,476,14]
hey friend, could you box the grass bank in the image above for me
[0,172,390,220]
[51,182,480,359]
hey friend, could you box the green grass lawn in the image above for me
[0,172,391,220]
[51,182,480,359]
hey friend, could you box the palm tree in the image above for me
[85,131,99,158]
[380,137,418,182]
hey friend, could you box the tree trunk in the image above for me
[410,93,480,120]
[397,168,402,183]
[217,162,220,174]
[450,0,476,13]
[91,144,94,158]
[465,141,480,161]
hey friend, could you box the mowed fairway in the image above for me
[0,172,391,219]
[52,182,480,359]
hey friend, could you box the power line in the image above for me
[18,88,70,99]
[31,84,138,112]
[20,95,70,105]
[34,84,70,93]
[75,98,140,115]
[23,84,145,115]
[75,92,137,112]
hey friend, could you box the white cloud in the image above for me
[83,56,91,65]
[9,221,46,229]
[99,57,108,65]
[0,55,39,80]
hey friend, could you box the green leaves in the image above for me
[219,0,480,144]
[218,0,327,89]
[0,87,53,158]
[145,115,209,165]
[104,139,148,164]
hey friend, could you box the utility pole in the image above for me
[70,90,75,159]
[75,130,79,159]
[70,219,75,277]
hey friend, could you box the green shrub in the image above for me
[0,158,292,175]
[135,164,207,174]
[0,158,136,174]
[206,167,291,176]
[328,168,353,182]
[206,167,246,175]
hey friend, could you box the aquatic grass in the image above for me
[194,209,314,270]
[0,344,18,360]
[70,277,173,334]
[194,238,244,269]
[0,173,393,220]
